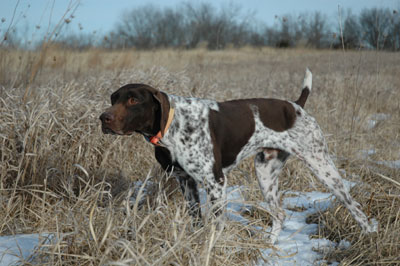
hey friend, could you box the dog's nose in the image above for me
[99,112,114,124]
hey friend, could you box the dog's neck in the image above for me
[140,98,175,144]
[136,105,162,137]
[151,104,162,135]
[147,104,175,146]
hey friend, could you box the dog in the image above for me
[100,69,376,243]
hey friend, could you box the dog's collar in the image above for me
[147,105,175,146]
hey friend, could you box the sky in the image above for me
[0,0,398,42]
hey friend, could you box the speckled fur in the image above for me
[100,75,376,243]
[159,95,227,213]
[159,94,376,243]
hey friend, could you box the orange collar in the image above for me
[149,107,175,146]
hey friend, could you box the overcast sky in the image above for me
[0,0,398,39]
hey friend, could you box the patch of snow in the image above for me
[0,233,52,266]
[375,160,400,169]
[357,147,400,171]
[338,239,351,250]
[280,191,334,213]
[126,180,156,208]
[199,185,253,226]
[225,186,252,223]
[257,191,339,265]
[358,149,376,159]
[342,178,357,190]
[3,181,356,266]
[368,218,379,233]
[366,113,390,129]
[199,185,353,266]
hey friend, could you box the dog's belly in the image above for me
[222,117,295,175]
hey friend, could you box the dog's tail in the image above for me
[295,68,312,108]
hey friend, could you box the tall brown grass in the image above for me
[0,47,399,265]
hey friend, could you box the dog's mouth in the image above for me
[101,126,134,136]
[101,126,117,135]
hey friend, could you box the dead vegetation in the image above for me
[0,47,399,265]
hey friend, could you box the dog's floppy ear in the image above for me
[152,90,170,135]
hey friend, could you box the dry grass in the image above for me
[0,47,399,265]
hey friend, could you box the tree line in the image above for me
[3,3,400,51]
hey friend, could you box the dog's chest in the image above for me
[161,95,219,178]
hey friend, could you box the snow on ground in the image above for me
[197,182,356,265]
[1,181,356,265]
[359,148,400,170]
[223,186,352,265]
[258,191,342,265]
[365,113,390,129]
[0,233,52,266]
[376,160,400,169]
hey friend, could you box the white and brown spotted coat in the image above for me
[100,69,377,243]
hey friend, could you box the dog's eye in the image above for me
[127,97,138,106]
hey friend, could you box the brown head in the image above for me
[99,84,170,136]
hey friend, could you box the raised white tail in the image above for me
[295,68,312,108]
[302,68,312,92]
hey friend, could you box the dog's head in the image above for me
[99,84,169,136]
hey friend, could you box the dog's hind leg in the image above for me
[254,149,290,244]
[289,114,377,233]
[302,150,376,232]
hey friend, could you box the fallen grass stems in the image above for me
[0,47,399,265]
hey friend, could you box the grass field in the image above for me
[0,47,399,265]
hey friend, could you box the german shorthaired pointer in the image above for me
[100,69,377,243]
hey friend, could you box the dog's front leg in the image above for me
[202,163,227,220]
[174,168,202,224]
[155,147,202,225]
